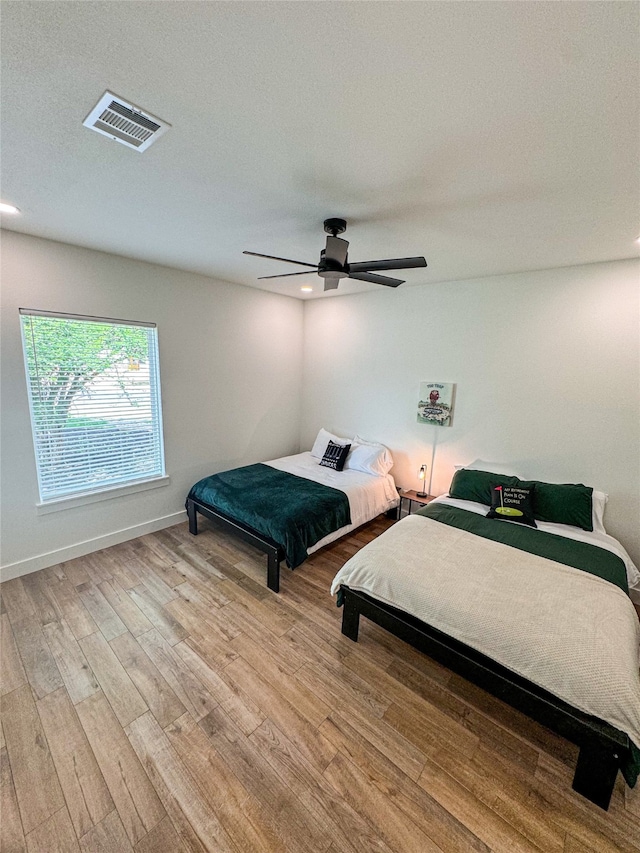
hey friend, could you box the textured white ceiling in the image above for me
[1,1,638,299]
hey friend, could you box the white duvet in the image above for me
[266,451,398,556]
[331,499,640,753]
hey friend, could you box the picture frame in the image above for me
[417,381,455,427]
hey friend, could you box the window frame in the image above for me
[20,308,167,506]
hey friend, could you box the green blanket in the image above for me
[415,502,639,785]
[187,463,351,569]
[416,503,629,594]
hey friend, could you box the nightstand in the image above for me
[397,489,435,519]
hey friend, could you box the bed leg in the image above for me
[341,594,360,642]
[187,500,198,536]
[572,742,619,810]
[267,551,280,594]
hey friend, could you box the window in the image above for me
[20,309,165,503]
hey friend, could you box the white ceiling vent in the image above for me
[83,91,170,152]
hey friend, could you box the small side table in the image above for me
[398,489,435,519]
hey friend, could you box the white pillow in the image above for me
[345,444,386,476]
[591,490,608,534]
[454,459,524,478]
[350,435,394,475]
[310,428,350,459]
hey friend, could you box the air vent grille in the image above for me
[83,92,170,152]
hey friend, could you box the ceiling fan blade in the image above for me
[324,236,349,266]
[348,256,427,273]
[257,269,318,280]
[348,271,404,287]
[243,251,317,269]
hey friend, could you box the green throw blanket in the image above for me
[187,463,351,569]
[416,503,629,594]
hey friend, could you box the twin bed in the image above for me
[187,440,640,810]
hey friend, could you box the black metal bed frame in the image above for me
[340,586,631,811]
[187,497,285,592]
[187,496,399,593]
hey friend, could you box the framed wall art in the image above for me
[417,381,455,427]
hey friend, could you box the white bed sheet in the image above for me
[430,493,640,599]
[266,451,398,555]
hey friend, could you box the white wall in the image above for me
[1,231,303,578]
[3,236,638,578]
[301,260,640,565]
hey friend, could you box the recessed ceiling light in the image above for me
[0,202,20,215]
[300,286,313,292]
[635,236,640,243]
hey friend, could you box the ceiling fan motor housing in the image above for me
[317,249,346,279]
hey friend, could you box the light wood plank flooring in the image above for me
[1,516,639,853]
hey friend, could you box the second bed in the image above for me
[187,444,398,592]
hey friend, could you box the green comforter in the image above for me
[187,463,351,569]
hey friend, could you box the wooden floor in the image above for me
[1,517,639,853]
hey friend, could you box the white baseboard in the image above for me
[0,510,187,583]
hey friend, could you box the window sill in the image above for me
[36,475,171,515]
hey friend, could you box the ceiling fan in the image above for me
[243,218,427,291]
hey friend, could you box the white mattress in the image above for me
[266,451,398,555]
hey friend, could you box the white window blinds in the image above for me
[20,310,165,502]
